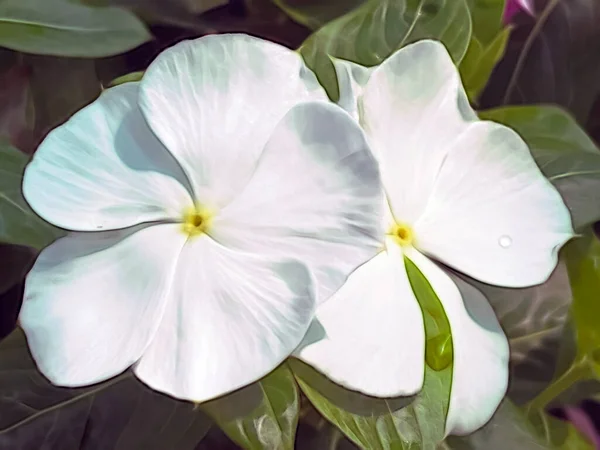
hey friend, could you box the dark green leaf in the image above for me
[299,0,472,100]
[203,364,299,450]
[465,0,505,44]
[469,261,573,404]
[0,0,151,57]
[479,105,600,230]
[480,0,600,124]
[272,0,366,29]
[444,399,592,450]
[0,329,213,449]
[0,140,62,249]
[459,29,509,104]
[291,257,452,450]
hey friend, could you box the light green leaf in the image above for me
[0,0,151,57]
[465,0,505,45]
[444,399,591,450]
[202,364,299,450]
[459,29,509,104]
[0,140,62,249]
[272,0,366,30]
[299,0,472,100]
[109,70,144,87]
[291,257,452,450]
[479,105,600,230]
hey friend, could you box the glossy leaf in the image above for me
[469,261,573,404]
[480,0,600,124]
[0,329,213,449]
[459,29,510,104]
[203,364,300,450]
[0,0,151,57]
[480,105,600,230]
[0,140,62,249]
[292,258,452,450]
[299,0,472,100]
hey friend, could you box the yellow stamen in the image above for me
[182,204,213,237]
[388,222,414,247]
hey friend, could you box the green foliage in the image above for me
[291,258,452,450]
[0,329,213,448]
[445,399,592,450]
[298,0,472,100]
[0,0,151,57]
[465,0,505,45]
[272,0,366,30]
[109,70,144,86]
[0,140,62,249]
[459,29,509,104]
[203,364,300,450]
[480,106,600,230]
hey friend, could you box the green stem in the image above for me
[526,360,592,413]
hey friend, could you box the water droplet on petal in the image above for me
[498,235,512,248]
[425,333,453,371]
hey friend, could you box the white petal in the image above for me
[294,239,425,397]
[20,224,187,386]
[210,101,384,303]
[134,235,316,403]
[139,34,327,209]
[405,248,509,436]
[360,40,477,224]
[414,121,573,287]
[332,57,372,121]
[23,83,192,232]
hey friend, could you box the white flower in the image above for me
[19,34,384,403]
[294,40,574,435]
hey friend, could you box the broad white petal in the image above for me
[210,101,384,303]
[360,40,477,223]
[20,224,187,386]
[23,83,192,231]
[294,239,425,397]
[414,121,573,287]
[134,235,316,403]
[405,248,509,436]
[139,34,326,209]
[332,57,372,121]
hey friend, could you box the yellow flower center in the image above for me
[389,222,414,247]
[182,205,213,237]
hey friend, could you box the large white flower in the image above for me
[294,40,574,435]
[19,34,384,403]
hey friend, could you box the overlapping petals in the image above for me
[20,34,383,403]
[296,39,573,435]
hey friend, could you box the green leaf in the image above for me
[444,399,592,450]
[292,257,452,450]
[109,70,144,87]
[480,0,600,125]
[202,364,299,450]
[470,261,573,404]
[0,140,62,249]
[299,0,472,100]
[459,29,509,104]
[479,105,600,230]
[0,0,151,57]
[0,329,213,448]
[272,0,366,29]
[465,0,505,45]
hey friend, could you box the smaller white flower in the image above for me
[294,40,574,435]
[19,34,383,403]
